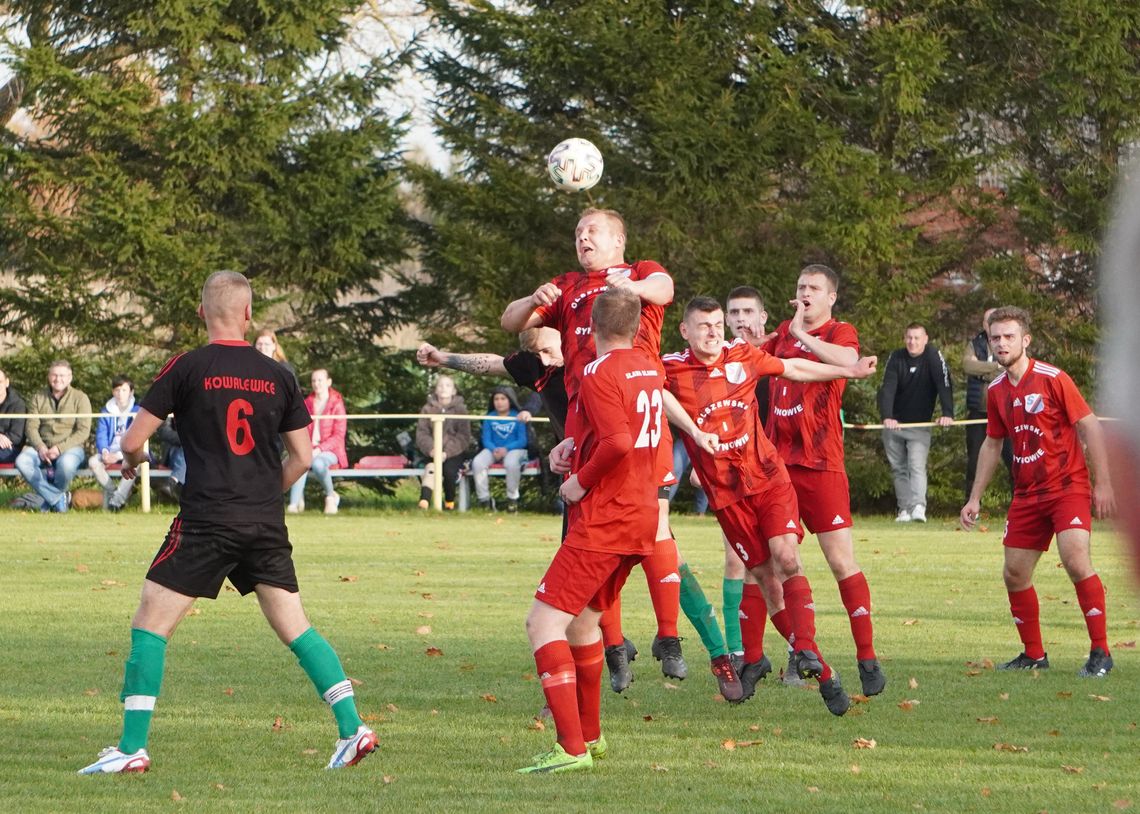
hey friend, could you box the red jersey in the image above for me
[564,348,662,555]
[762,318,859,472]
[534,260,671,402]
[662,339,790,511]
[986,359,1093,501]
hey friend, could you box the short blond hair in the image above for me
[202,270,252,321]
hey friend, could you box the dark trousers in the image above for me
[965,409,1013,500]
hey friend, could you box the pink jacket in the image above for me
[305,387,348,469]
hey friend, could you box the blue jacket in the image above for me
[95,396,139,455]
[481,386,529,452]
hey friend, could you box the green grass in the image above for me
[2,507,1138,813]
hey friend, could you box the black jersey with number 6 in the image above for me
[141,340,312,521]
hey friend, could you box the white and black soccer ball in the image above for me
[546,138,603,192]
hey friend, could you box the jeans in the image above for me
[0,445,18,464]
[15,444,86,510]
[882,426,931,511]
[166,447,187,484]
[289,451,338,506]
[471,447,528,501]
[88,453,136,508]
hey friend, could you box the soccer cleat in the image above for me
[710,654,743,702]
[327,725,378,769]
[624,637,638,663]
[997,652,1050,671]
[517,743,593,774]
[795,649,824,680]
[1078,648,1113,678]
[895,509,911,523]
[651,636,688,680]
[781,650,807,686]
[729,652,745,676]
[736,655,773,703]
[858,658,887,696]
[78,746,150,775]
[605,642,634,693]
[586,734,608,761]
[819,673,851,716]
[911,504,927,523]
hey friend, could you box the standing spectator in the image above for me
[415,374,471,510]
[964,308,1013,500]
[288,368,347,515]
[877,323,954,522]
[961,306,1115,678]
[0,367,27,464]
[15,360,92,512]
[254,328,299,384]
[156,417,185,501]
[88,375,140,512]
[471,385,529,513]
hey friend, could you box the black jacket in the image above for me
[0,386,26,449]
[877,344,954,423]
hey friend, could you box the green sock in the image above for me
[679,563,727,658]
[290,627,363,738]
[722,578,744,654]
[118,628,167,754]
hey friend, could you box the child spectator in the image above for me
[471,385,530,512]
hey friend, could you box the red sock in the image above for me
[838,572,876,661]
[770,608,794,645]
[571,640,604,743]
[534,641,585,756]
[781,575,818,654]
[1074,575,1110,654]
[740,583,768,663]
[642,538,680,638]
[600,600,624,648]
[1007,587,1044,660]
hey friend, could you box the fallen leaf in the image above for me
[76,564,89,573]
[898,699,919,711]
[373,643,390,651]
[460,663,477,671]
[993,742,1029,753]
[1057,691,1073,699]
[1113,801,1132,810]
[528,718,546,731]
[650,763,669,772]
[981,788,991,798]
[748,725,761,732]
[105,650,118,656]
[415,625,432,635]
[421,593,434,600]
[1114,640,1136,649]
[853,737,877,749]
[807,786,820,793]
[431,709,439,715]
[850,694,870,704]
[981,659,994,670]
[83,688,99,696]
[735,740,762,748]
[338,575,358,583]
[909,677,919,690]
[1089,694,1112,702]
[1062,765,1084,774]
[302,748,318,755]
[383,775,395,785]
[902,619,920,626]
[171,790,184,802]
[223,688,234,696]
[663,682,679,690]
[348,676,363,686]
[425,647,443,657]
[272,716,285,732]
[1093,783,1108,791]
[721,739,736,751]
[978,524,989,533]
[850,764,861,774]
[643,715,654,722]
[418,612,434,618]
[976,716,999,724]
[187,608,201,616]
[413,570,425,576]
[362,713,383,723]
[965,670,981,677]
[100,579,125,587]
[999,693,1010,701]
[213,783,225,790]
[386,703,399,713]
[772,727,783,736]
[481,693,498,703]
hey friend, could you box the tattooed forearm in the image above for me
[442,353,506,376]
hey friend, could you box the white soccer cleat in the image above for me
[78,746,151,775]
[327,725,378,769]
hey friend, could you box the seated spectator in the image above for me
[471,385,530,513]
[0,367,27,464]
[15,360,92,512]
[415,375,471,510]
[288,368,348,515]
[156,416,185,501]
[87,375,140,511]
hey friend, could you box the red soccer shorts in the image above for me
[787,465,853,534]
[1003,492,1093,551]
[714,480,804,568]
[534,544,643,615]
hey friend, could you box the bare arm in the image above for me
[120,408,166,475]
[501,282,561,333]
[662,389,718,454]
[787,300,858,365]
[1077,413,1116,519]
[607,271,673,306]
[779,355,878,383]
[281,427,313,491]
[418,343,508,377]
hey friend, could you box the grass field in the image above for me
[2,506,1137,813]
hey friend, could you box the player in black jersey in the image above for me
[79,271,377,775]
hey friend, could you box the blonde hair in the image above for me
[255,328,289,362]
[201,270,253,321]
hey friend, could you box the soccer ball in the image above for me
[546,138,603,192]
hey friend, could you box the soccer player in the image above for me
[663,297,878,715]
[760,265,887,696]
[79,271,376,775]
[502,208,738,698]
[518,288,714,773]
[960,306,1116,678]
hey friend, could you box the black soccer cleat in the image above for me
[997,652,1050,671]
[735,655,773,704]
[858,658,887,696]
[794,649,824,680]
[623,636,638,664]
[819,672,850,716]
[604,643,633,693]
[651,635,688,680]
[1078,647,1113,678]
[710,655,743,702]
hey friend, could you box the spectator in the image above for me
[156,417,185,501]
[15,360,92,512]
[667,436,708,515]
[415,374,471,510]
[287,368,348,515]
[88,375,140,512]
[254,328,299,383]
[0,367,27,464]
[471,385,529,513]
[963,308,1013,500]
[877,323,954,522]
